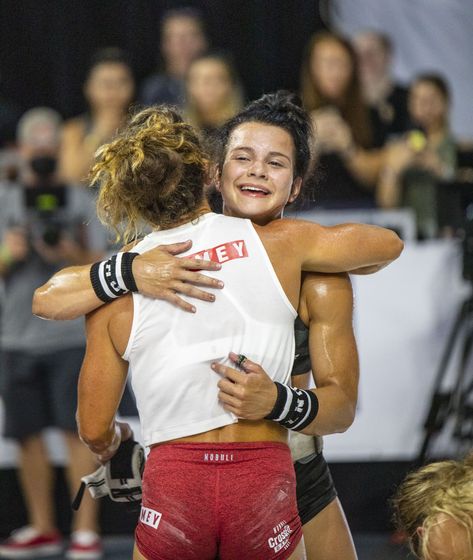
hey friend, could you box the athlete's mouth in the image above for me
[238,184,271,196]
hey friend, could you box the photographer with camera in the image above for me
[0,108,107,559]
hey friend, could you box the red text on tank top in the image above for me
[188,239,248,264]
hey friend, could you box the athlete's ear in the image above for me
[206,163,221,192]
[288,177,302,203]
[214,171,222,193]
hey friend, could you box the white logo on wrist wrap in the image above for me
[140,506,162,530]
[268,520,292,553]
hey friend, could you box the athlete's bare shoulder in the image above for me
[86,295,133,356]
[256,217,323,234]
[253,218,323,248]
[299,272,353,324]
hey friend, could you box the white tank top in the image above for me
[123,212,297,446]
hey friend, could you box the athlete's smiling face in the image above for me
[218,122,302,226]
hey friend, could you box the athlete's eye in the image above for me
[235,155,250,161]
[269,160,284,167]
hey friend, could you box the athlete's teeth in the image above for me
[241,187,266,193]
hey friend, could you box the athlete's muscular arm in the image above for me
[282,219,403,273]
[296,272,358,435]
[77,299,131,461]
[32,240,223,320]
[214,273,358,435]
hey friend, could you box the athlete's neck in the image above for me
[222,206,284,226]
[165,202,212,229]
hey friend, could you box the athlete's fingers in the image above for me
[221,403,241,416]
[173,268,224,289]
[179,256,223,272]
[161,290,196,313]
[217,391,241,409]
[169,281,217,303]
[217,378,243,398]
[211,362,247,384]
[156,240,193,255]
[228,352,263,374]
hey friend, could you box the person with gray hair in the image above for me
[0,107,108,559]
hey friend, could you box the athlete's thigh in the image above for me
[302,498,357,560]
[288,538,307,560]
[134,543,147,560]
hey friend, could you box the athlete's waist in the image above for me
[152,419,287,447]
[148,440,291,464]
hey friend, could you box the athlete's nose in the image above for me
[247,160,268,179]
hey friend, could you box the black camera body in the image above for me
[23,185,67,247]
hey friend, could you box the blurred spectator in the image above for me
[185,52,244,135]
[300,31,385,208]
[393,454,473,559]
[59,48,135,184]
[0,78,23,181]
[139,7,208,107]
[0,93,22,148]
[377,74,457,238]
[353,30,409,146]
[0,108,107,559]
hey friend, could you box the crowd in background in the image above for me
[0,6,472,559]
[0,7,472,241]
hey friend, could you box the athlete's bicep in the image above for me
[294,220,403,272]
[77,306,129,442]
[306,274,359,401]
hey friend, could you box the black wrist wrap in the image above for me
[90,252,139,303]
[265,382,319,431]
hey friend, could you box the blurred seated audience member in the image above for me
[300,31,385,209]
[59,47,135,184]
[393,454,473,560]
[185,52,244,213]
[185,52,244,135]
[0,84,23,181]
[0,108,108,559]
[353,30,409,146]
[377,74,457,239]
[139,7,208,107]
[0,92,23,148]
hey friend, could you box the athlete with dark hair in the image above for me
[34,94,402,559]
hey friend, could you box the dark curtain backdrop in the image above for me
[0,0,326,119]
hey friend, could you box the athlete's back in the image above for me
[123,212,297,446]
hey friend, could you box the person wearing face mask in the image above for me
[0,108,108,559]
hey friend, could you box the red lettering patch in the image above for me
[188,239,248,264]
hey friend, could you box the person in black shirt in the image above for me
[353,30,410,147]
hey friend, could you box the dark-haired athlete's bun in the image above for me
[252,90,304,110]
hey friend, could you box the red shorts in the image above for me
[135,441,302,560]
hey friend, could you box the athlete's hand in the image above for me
[132,240,224,313]
[212,352,278,420]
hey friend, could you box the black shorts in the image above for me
[294,452,338,525]
[1,348,85,441]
